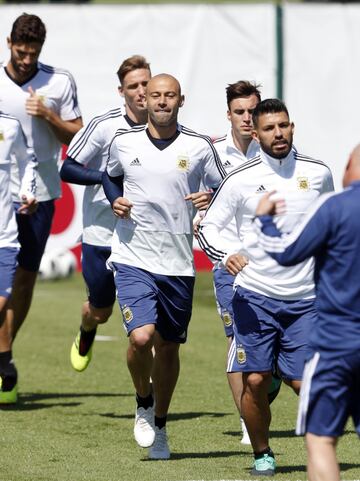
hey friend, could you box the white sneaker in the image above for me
[134,406,155,448]
[240,417,251,445]
[148,427,170,460]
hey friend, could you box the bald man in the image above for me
[254,144,360,481]
[103,73,225,459]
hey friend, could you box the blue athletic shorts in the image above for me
[296,350,360,437]
[0,247,19,299]
[231,285,317,380]
[82,243,116,309]
[113,263,195,343]
[15,200,55,272]
[213,268,235,338]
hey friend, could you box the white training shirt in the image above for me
[198,148,334,300]
[66,106,134,246]
[0,112,37,248]
[213,130,260,256]
[107,124,225,276]
[0,62,81,201]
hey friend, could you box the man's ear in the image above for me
[180,95,185,108]
[118,86,124,98]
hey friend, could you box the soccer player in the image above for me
[0,111,37,403]
[212,81,281,445]
[254,144,360,481]
[198,99,334,475]
[60,55,151,372]
[0,13,82,402]
[103,73,225,459]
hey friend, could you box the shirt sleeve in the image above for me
[201,138,227,191]
[254,193,333,266]
[13,124,37,200]
[106,135,124,177]
[198,176,244,264]
[59,71,82,121]
[67,118,104,167]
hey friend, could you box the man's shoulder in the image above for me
[38,62,77,85]
[294,151,332,174]
[179,125,213,146]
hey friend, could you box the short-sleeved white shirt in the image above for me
[0,112,37,248]
[0,62,81,201]
[107,124,225,276]
[66,106,132,246]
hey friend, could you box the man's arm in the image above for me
[26,86,82,145]
[14,125,38,214]
[60,157,103,185]
[255,191,334,265]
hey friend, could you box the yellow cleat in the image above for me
[70,332,93,372]
[0,376,18,405]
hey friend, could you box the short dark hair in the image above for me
[252,98,289,128]
[10,13,46,46]
[226,80,261,109]
[116,55,151,85]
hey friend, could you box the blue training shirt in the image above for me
[255,180,360,357]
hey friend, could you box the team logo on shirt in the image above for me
[121,305,133,323]
[297,176,309,191]
[0,130,4,142]
[130,158,141,166]
[222,311,232,327]
[236,345,246,364]
[177,155,190,172]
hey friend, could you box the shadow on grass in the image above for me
[142,450,245,461]
[0,391,131,411]
[101,411,232,421]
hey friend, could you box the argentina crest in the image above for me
[297,176,309,191]
[177,154,190,172]
[236,345,246,364]
[121,305,133,323]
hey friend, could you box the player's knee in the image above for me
[244,371,272,393]
[129,326,154,351]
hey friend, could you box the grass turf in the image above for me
[1,272,359,481]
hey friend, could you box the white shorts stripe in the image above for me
[296,351,320,435]
[226,337,237,372]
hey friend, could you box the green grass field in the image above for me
[2,272,359,481]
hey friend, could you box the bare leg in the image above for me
[127,324,155,397]
[152,331,180,417]
[284,377,301,395]
[306,433,339,481]
[0,297,10,352]
[5,267,37,342]
[241,371,272,452]
[81,301,113,331]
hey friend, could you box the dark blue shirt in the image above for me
[256,181,360,357]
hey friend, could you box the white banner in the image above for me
[284,4,360,189]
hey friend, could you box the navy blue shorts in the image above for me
[15,200,55,272]
[0,247,19,299]
[231,285,316,380]
[113,263,195,343]
[296,350,360,437]
[82,243,116,309]
[213,268,235,338]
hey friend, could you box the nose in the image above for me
[243,111,251,122]
[274,125,282,137]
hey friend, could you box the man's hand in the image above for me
[112,197,133,218]
[225,254,249,276]
[18,195,38,215]
[185,191,213,210]
[26,86,48,118]
[255,191,286,217]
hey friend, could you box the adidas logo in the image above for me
[256,185,267,193]
[130,158,141,166]
[223,160,233,168]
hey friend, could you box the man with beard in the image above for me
[198,99,334,475]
